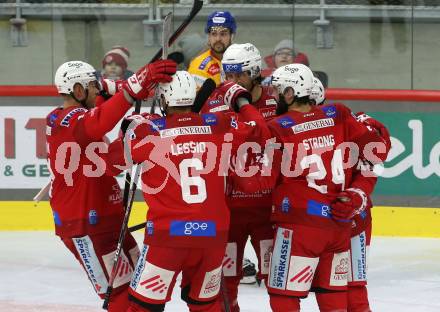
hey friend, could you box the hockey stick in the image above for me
[102,164,142,310]
[103,2,203,308]
[123,0,203,211]
[103,13,173,311]
[128,78,217,233]
[33,180,51,203]
[150,12,173,115]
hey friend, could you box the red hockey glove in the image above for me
[122,59,177,100]
[120,114,146,137]
[331,188,368,221]
[98,78,124,100]
[100,78,124,95]
[356,112,391,154]
[219,81,252,112]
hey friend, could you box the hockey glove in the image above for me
[122,59,177,101]
[99,78,124,99]
[356,112,391,154]
[120,114,146,138]
[220,81,252,112]
[331,188,368,221]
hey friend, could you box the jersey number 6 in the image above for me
[179,158,207,204]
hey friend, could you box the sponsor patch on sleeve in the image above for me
[199,56,212,70]
[208,63,220,76]
[277,116,295,128]
[321,105,337,118]
[150,117,166,131]
[202,113,218,125]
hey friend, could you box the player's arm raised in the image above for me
[74,60,176,143]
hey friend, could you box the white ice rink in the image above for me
[1,232,439,312]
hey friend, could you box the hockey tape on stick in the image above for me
[33,180,51,203]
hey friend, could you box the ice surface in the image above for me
[1,232,439,311]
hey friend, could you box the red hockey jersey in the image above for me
[46,92,132,237]
[237,103,387,229]
[126,105,269,248]
[201,85,277,211]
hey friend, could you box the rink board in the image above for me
[0,201,439,238]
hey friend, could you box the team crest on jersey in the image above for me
[202,113,218,125]
[208,63,220,76]
[277,116,295,128]
[150,118,166,132]
[321,105,337,118]
[199,56,212,70]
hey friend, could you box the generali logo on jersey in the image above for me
[159,126,212,138]
[292,118,334,134]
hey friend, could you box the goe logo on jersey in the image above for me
[307,200,331,219]
[170,221,216,237]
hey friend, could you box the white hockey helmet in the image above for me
[222,43,262,79]
[271,63,314,98]
[54,61,97,95]
[310,77,325,105]
[158,71,197,107]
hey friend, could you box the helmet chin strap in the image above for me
[71,88,89,108]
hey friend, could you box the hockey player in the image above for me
[46,59,176,311]
[311,77,391,312]
[199,42,277,311]
[117,71,270,312]
[188,11,236,88]
[235,63,388,311]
